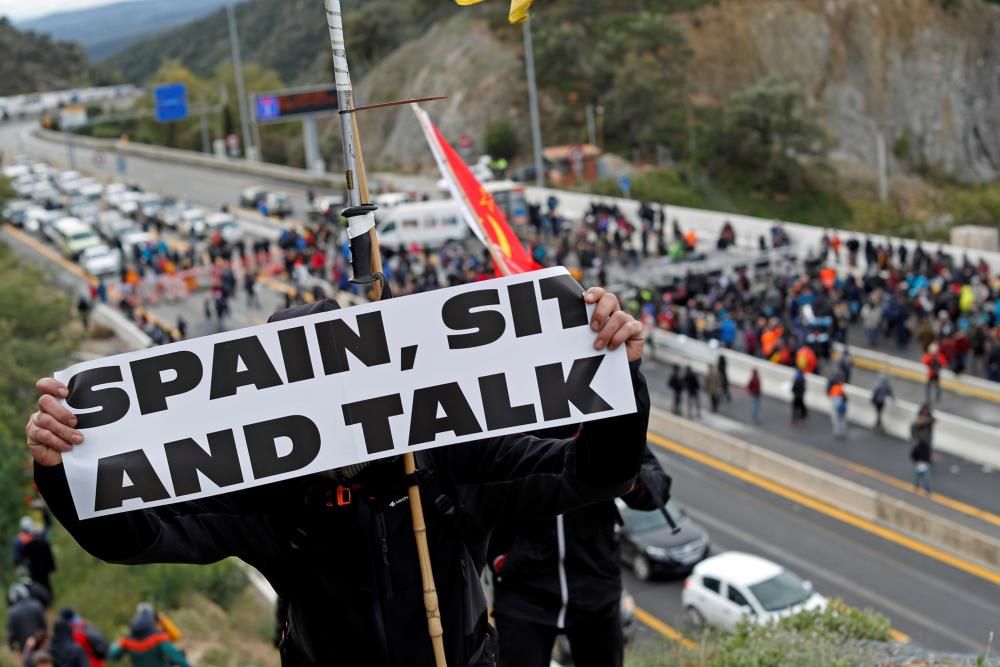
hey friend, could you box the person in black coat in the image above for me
[683,366,701,418]
[48,620,89,667]
[26,287,650,667]
[6,584,47,652]
[490,443,670,667]
[18,530,55,600]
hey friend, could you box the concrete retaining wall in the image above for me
[91,303,151,351]
[649,409,1000,572]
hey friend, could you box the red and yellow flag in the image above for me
[413,106,539,276]
[454,0,533,24]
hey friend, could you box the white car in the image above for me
[180,208,208,236]
[24,207,60,234]
[79,244,122,277]
[681,552,826,632]
[205,212,243,244]
[119,230,155,258]
[52,218,102,259]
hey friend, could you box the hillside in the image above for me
[103,0,1000,186]
[103,0,454,89]
[0,18,115,96]
[16,0,240,59]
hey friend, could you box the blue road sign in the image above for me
[255,95,281,122]
[618,173,632,197]
[154,83,188,123]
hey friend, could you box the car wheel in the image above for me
[632,554,652,581]
[683,605,705,631]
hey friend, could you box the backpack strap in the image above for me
[409,451,486,570]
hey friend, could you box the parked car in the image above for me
[239,185,268,209]
[24,207,60,235]
[681,552,827,632]
[179,208,208,237]
[264,191,293,217]
[205,212,243,245]
[96,210,130,241]
[52,217,102,259]
[119,230,155,258]
[306,194,344,223]
[616,499,710,580]
[2,200,31,227]
[79,244,122,277]
[31,185,62,209]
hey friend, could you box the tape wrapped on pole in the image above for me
[347,211,376,240]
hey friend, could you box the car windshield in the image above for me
[70,231,94,241]
[623,501,685,534]
[748,571,811,612]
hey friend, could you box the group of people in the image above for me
[7,514,189,667]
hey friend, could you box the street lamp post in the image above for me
[522,17,545,187]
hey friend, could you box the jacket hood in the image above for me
[129,608,157,639]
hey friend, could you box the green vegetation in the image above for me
[625,603,895,667]
[484,119,519,162]
[0,204,274,665]
[0,18,115,97]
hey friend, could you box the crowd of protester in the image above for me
[6,513,189,667]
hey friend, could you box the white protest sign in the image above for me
[55,267,637,519]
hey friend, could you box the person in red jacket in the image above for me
[60,608,108,667]
[921,343,947,403]
[747,370,762,422]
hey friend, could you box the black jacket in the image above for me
[490,446,670,627]
[35,299,651,667]
[6,597,46,651]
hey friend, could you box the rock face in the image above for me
[676,0,1000,183]
[321,13,527,174]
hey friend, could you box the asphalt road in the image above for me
[4,122,999,656]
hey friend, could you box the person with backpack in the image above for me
[108,605,189,667]
[870,374,894,432]
[747,370,762,423]
[922,343,947,403]
[668,365,684,415]
[49,620,90,667]
[26,286,652,667]
[60,608,109,667]
[910,404,935,494]
[828,377,848,440]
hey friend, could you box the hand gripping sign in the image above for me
[55,268,637,519]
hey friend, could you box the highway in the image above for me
[3,123,999,657]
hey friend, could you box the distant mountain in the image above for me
[16,0,242,59]
[0,17,115,96]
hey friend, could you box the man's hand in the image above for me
[26,378,82,467]
[583,287,644,362]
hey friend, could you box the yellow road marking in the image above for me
[646,432,1000,587]
[849,354,1000,404]
[815,451,1000,530]
[634,607,696,649]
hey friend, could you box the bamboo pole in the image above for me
[322,2,443,664]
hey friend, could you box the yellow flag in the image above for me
[454,0,533,24]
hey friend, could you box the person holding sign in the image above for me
[25,279,650,667]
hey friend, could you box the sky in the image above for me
[1,0,130,21]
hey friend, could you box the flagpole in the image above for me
[322,3,446,665]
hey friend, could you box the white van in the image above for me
[377,201,468,249]
[53,218,102,259]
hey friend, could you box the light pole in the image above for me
[522,17,545,187]
[226,3,254,161]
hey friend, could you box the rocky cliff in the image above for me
[667,0,1000,182]
[348,0,999,183]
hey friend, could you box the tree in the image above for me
[484,119,519,161]
[703,77,826,194]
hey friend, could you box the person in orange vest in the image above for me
[828,378,848,439]
[921,343,947,403]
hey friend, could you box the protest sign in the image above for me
[55,267,637,519]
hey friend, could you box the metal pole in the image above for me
[321,3,445,666]
[585,103,597,147]
[302,117,323,173]
[199,108,210,154]
[522,17,545,187]
[226,3,254,161]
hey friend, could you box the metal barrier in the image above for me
[651,330,1000,469]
